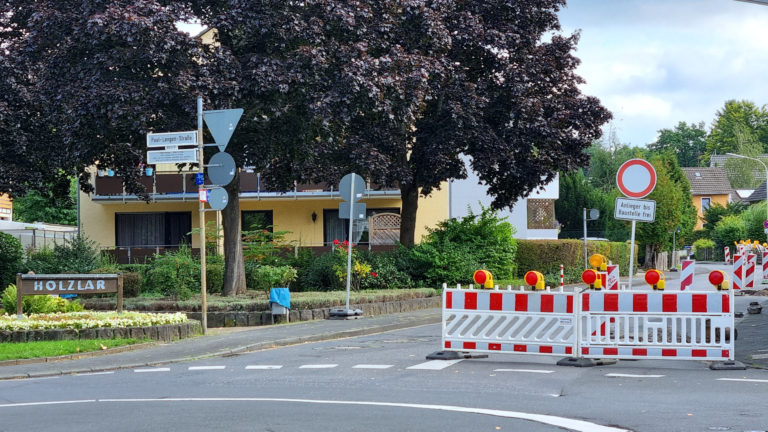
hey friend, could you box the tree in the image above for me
[702,201,746,237]
[584,139,646,192]
[648,121,707,167]
[13,178,77,225]
[187,0,611,251]
[705,100,768,160]
[722,129,767,189]
[556,169,610,238]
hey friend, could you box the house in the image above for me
[0,194,11,221]
[681,167,736,229]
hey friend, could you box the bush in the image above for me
[25,235,101,275]
[206,263,224,295]
[2,284,84,315]
[143,246,199,300]
[712,215,747,260]
[358,250,414,290]
[0,232,24,290]
[410,207,517,286]
[741,202,767,241]
[122,272,143,297]
[295,252,344,291]
[247,265,297,292]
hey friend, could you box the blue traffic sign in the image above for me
[195,173,205,185]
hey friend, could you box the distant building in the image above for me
[0,194,11,221]
[681,167,736,229]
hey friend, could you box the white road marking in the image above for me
[188,366,226,371]
[93,398,632,432]
[245,365,283,370]
[494,369,554,374]
[299,364,338,369]
[352,364,393,369]
[134,368,170,373]
[0,400,95,408]
[717,378,768,383]
[78,372,115,376]
[605,373,665,378]
[407,360,462,370]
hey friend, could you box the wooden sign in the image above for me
[16,273,123,316]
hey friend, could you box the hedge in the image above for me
[515,239,637,286]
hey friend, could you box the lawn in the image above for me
[0,338,146,361]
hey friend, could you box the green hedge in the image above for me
[515,239,636,286]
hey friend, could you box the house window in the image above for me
[242,210,274,232]
[115,212,191,247]
[701,197,711,214]
[527,199,556,229]
[323,208,399,245]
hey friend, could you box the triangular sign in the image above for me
[203,108,243,151]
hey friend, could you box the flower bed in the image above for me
[0,311,188,331]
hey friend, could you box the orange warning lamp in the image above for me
[708,270,730,291]
[581,269,602,290]
[473,269,494,289]
[644,269,665,290]
[524,271,545,291]
[588,254,607,271]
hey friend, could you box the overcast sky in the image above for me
[558,0,768,147]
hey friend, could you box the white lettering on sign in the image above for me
[614,198,656,223]
[97,280,105,290]
[25,278,116,293]
[34,281,43,291]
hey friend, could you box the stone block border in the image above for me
[0,321,202,344]
[187,296,441,328]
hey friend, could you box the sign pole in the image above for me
[583,208,588,270]
[197,96,207,335]
[628,220,636,291]
[345,173,356,311]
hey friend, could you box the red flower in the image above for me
[370,272,378,277]
[333,239,340,245]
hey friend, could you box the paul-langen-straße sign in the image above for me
[16,273,123,316]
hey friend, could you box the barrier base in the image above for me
[709,360,746,371]
[328,308,364,320]
[426,351,488,360]
[557,357,618,367]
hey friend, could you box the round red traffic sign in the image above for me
[616,159,657,198]
[763,219,768,229]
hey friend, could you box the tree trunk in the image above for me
[222,171,246,296]
[399,183,419,247]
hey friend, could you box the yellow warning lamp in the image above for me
[708,270,730,291]
[644,269,665,290]
[588,254,607,271]
[473,269,494,289]
[524,271,545,291]
[581,269,602,290]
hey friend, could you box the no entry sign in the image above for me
[616,159,656,198]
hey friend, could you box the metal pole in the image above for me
[583,208,588,270]
[345,174,355,311]
[628,220,636,291]
[197,96,207,335]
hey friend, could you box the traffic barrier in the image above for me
[560,264,564,289]
[724,247,730,264]
[442,287,576,356]
[524,271,546,291]
[680,260,694,291]
[578,290,734,361]
[644,269,665,290]
[763,251,768,283]
[606,265,619,290]
[473,270,494,289]
[732,254,744,290]
[746,254,756,289]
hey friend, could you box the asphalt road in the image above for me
[2,323,767,432]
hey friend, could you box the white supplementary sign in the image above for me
[146,131,198,148]
[147,149,199,164]
[614,197,656,222]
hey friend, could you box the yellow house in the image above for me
[681,167,735,229]
[79,166,449,262]
[0,194,11,221]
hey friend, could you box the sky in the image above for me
[557,0,768,147]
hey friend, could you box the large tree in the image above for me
[648,121,707,168]
[705,100,768,160]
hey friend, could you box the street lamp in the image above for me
[726,153,768,242]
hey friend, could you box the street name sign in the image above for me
[146,131,198,148]
[615,197,656,222]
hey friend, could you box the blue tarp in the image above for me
[269,287,290,309]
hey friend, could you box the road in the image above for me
[2,322,767,432]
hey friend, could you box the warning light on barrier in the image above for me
[588,254,608,271]
[473,269,494,289]
[708,270,730,291]
[524,271,545,291]
[644,269,665,290]
[581,269,602,290]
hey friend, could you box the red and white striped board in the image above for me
[763,251,768,284]
[724,247,730,264]
[444,289,574,313]
[746,254,756,289]
[680,260,694,291]
[580,347,730,360]
[580,291,731,314]
[732,254,744,290]
[606,265,619,290]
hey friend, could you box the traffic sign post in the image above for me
[615,159,657,290]
[330,173,366,319]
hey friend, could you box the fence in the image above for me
[3,227,78,251]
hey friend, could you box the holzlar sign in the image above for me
[16,273,124,315]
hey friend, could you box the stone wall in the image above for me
[186,296,441,328]
[0,321,201,343]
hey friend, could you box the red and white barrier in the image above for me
[746,254,756,289]
[578,290,734,361]
[680,260,694,291]
[442,287,576,356]
[724,247,730,264]
[732,254,744,290]
[606,265,619,290]
[763,251,768,284]
[560,264,564,289]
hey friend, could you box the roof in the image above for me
[681,167,735,196]
[745,181,767,203]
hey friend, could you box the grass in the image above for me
[0,338,146,361]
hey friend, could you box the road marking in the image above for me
[407,360,462,370]
[299,364,338,369]
[352,364,393,369]
[245,365,283,370]
[188,366,226,371]
[494,369,554,374]
[78,372,115,376]
[0,400,95,408]
[93,398,631,432]
[134,368,170,373]
[751,353,768,360]
[717,378,768,383]
[605,373,665,378]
